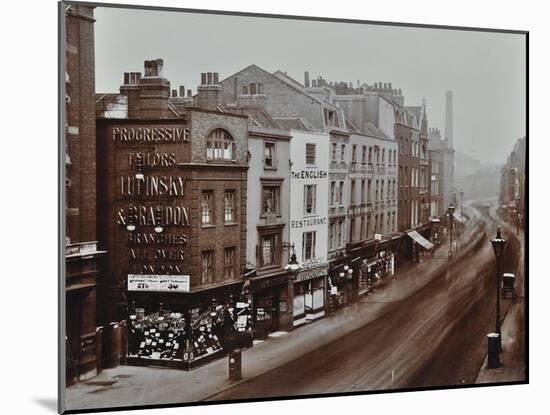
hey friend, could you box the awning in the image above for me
[406,230,434,250]
[453,213,466,224]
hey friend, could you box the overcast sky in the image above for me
[94,6,526,165]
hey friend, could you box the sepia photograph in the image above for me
[60,1,527,413]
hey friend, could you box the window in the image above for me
[351,180,356,205]
[304,185,317,214]
[201,250,213,284]
[381,181,385,201]
[375,180,379,201]
[329,221,335,249]
[207,129,234,161]
[224,191,235,223]
[259,233,280,268]
[340,144,346,162]
[249,83,257,95]
[368,147,373,164]
[367,179,372,203]
[330,181,336,206]
[360,215,365,240]
[362,145,367,164]
[382,149,385,165]
[306,143,316,165]
[262,186,281,216]
[264,142,275,168]
[337,220,343,247]
[350,217,356,242]
[352,145,357,163]
[224,247,235,279]
[338,181,344,206]
[257,83,264,94]
[242,85,248,95]
[332,143,337,161]
[201,191,213,225]
[361,179,366,203]
[302,231,316,261]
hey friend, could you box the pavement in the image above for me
[475,225,525,384]
[65,239,455,411]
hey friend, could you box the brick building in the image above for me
[96,62,249,369]
[499,136,526,228]
[64,4,105,385]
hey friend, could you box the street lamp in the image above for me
[447,204,455,257]
[490,226,507,354]
[283,243,302,279]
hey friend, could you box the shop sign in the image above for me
[295,265,328,283]
[128,274,190,292]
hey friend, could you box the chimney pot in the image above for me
[172,89,177,97]
[179,85,185,97]
[201,73,207,85]
[213,72,219,84]
[187,89,192,98]
[312,80,317,87]
[389,82,392,89]
[144,60,151,77]
[124,72,130,85]
[207,72,213,85]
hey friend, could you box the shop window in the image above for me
[224,191,235,223]
[302,231,316,261]
[305,278,325,312]
[201,191,213,225]
[306,143,316,165]
[201,250,213,284]
[206,128,235,161]
[258,232,281,268]
[262,185,281,216]
[224,247,235,280]
[264,142,275,168]
[304,184,317,215]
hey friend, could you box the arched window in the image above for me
[206,128,235,161]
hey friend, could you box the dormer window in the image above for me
[206,128,235,161]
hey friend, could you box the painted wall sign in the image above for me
[128,274,190,292]
[295,265,328,283]
[291,170,328,180]
[113,127,190,143]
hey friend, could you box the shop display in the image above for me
[128,307,186,361]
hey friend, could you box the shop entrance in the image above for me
[254,287,282,338]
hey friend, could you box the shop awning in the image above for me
[453,213,466,224]
[406,230,434,250]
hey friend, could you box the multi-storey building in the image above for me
[499,137,526,228]
[428,128,445,218]
[64,4,105,385]
[96,63,249,369]
[223,91,294,337]
[221,66,337,319]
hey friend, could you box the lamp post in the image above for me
[491,227,507,352]
[447,205,455,257]
[283,244,302,277]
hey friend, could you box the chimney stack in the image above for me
[304,71,310,87]
[195,71,224,110]
[179,85,185,97]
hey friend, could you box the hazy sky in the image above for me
[94,7,526,165]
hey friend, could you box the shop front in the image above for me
[292,265,327,327]
[126,278,253,370]
[248,272,293,338]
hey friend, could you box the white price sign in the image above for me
[128,274,190,292]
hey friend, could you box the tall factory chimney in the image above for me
[444,90,454,148]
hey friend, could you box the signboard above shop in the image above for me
[128,274,190,293]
